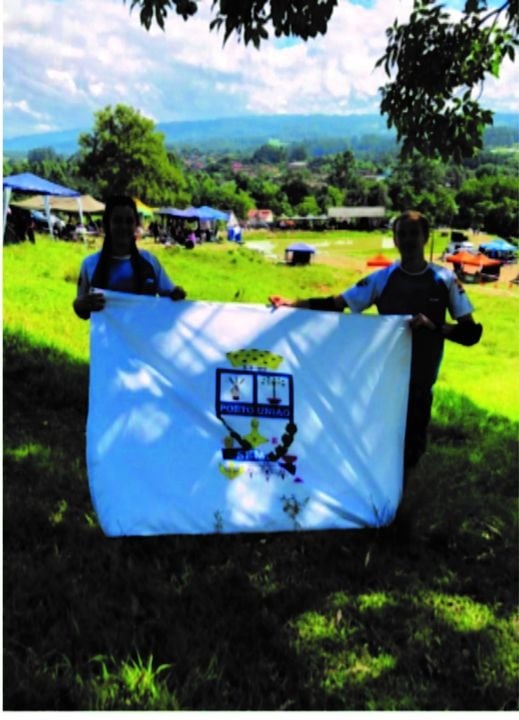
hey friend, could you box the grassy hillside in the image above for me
[4,231,518,420]
[3,233,518,711]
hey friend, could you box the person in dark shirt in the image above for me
[73,195,186,320]
[269,210,482,485]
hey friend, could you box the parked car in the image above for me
[442,240,476,258]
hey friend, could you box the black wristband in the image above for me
[446,322,483,346]
[307,296,341,312]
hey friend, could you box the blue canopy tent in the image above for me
[285,242,316,266]
[3,172,81,237]
[479,238,517,262]
[157,206,229,221]
[156,206,230,244]
[157,207,195,218]
[193,205,230,221]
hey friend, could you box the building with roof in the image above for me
[327,206,386,229]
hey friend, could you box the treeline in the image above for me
[3,104,518,238]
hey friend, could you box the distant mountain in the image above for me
[158,113,394,148]
[3,114,393,156]
[3,128,86,156]
[3,112,518,157]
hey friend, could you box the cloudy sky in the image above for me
[3,0,518,139]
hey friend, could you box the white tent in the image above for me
[10,193,105,214]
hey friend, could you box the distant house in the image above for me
[327,206,386,229]
[183,157,205,170]
[247,209,274,226]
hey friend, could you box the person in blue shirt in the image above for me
[73,195,186,320]
[269,210,482,485]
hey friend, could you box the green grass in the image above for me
[5,233,518,419]
[3,233,518,710]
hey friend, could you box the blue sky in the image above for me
[3,0,517,139]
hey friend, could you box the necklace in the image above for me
[399,261,428,275]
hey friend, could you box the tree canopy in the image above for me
[125,0,517,161]
[377,0,518,161]
[78,104,189,205]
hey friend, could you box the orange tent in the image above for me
[367,254,393,267]
[446,251,501,267]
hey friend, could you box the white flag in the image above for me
[87,292,411,536]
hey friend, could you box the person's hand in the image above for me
[75,292,106,314]
[409,313,436,331]
[170,286,186,301]
[269,295,292,308]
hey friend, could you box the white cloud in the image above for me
[46,69,80,96]
[89,81,106,97]
[3,0,517,139]
[480,58,519,110]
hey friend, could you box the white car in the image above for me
[442,240,476,257]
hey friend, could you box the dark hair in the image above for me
[102,194,139,238]
[393,210,430,242]
[92,195,156,293]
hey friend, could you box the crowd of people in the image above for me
[148,218,224,247]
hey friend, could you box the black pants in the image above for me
[404,383,433,473]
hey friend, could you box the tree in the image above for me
[315,183,343,213]
[325,150,367,204]
[78,104,188,204]
[251,142,287,164]
[281,175,311,209]
[326,150,357,189]
[28,147,59,165]
[287,143,309,162]
[296,195,320,216]
[377,0,518,161]
[190,173,255,218]
[26,148,75,189]
[388,154,457,225]
[126,0,517,161]
[246,175,290,215]
[125,0,338,44]
[454,173,517,235]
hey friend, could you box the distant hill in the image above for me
[3,112,518,157]
[3,128,86,156]
[159,113,394,149]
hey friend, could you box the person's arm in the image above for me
[72,260,105,320]
[269,294,347,312]
[409,312,482,346]
[168,285,187,300]
[440,313,482,346]
[438,271,482,345]
[73,292,106,320]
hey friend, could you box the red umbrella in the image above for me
[446,251,501,267]
[367,254,393,267]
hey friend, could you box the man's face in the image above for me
[394,220,426,253]
[109,205,136,255]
